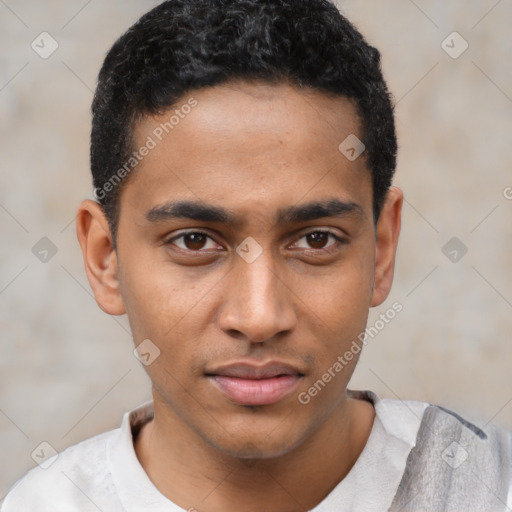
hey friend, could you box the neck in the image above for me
[135,391,375,512]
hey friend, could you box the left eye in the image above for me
[293,231,342,250]
[167,230,343,252]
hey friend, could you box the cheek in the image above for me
[117,251,178,341]
[120,268,212,392]
[299,250,374,372]
[118,253,221,346]
[303,256,374,330]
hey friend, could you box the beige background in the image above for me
[1,0,511,498]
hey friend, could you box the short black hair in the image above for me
[91,0,397,244]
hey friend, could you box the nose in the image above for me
[217,248,297,344]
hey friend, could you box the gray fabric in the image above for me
[389,405,511,512]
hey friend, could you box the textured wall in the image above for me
[1,0,511,498]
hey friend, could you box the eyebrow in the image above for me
[145,198,364,226]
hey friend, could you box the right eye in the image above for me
[165,231,223,252]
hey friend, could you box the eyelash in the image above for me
[165,229,346,253]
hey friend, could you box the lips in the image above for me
[206,362,304,406]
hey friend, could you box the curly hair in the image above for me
[91,0,397,243]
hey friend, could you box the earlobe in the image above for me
[370,186,403,307]
[76,199,126,315]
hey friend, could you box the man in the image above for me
[2,0,510,510]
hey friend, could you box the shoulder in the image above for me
[351,389,430,444]
[1,428,121,512]
[353,390,512,511]
[391,402,511,511]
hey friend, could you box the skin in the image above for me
[76,80,402,511]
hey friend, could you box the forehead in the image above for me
[122,80,372,222]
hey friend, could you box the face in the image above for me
[78,80,401,459]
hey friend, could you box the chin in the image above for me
[198,418,309,461]
[212,437,298,461]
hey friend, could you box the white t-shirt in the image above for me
[2,390,511,511]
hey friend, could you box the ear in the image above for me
[76,199,126,315]
[370,186,403,307]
